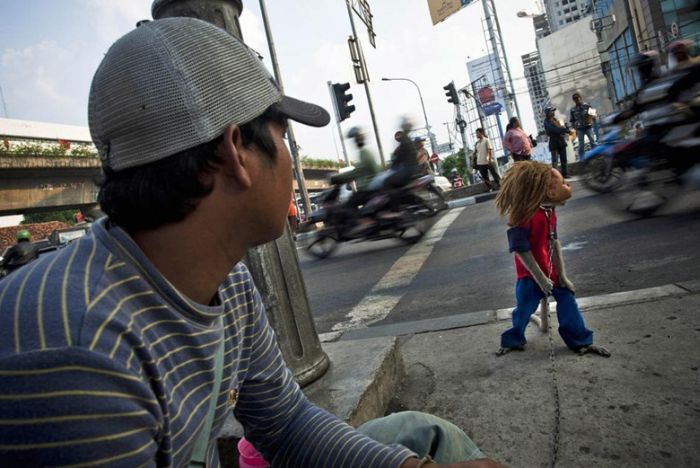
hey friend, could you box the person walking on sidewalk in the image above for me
[502,117,532,162]
[543,107,571,178]
[0,18,501,468]
[474,128,500,190]
[495,161,610,357]
[569,92,596,159]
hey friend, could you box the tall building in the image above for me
[522,51,550,134]
[543,0,594,32]
[533,13,552,39]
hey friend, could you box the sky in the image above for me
[0,0,543,165]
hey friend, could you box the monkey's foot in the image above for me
[576,345,611,358]
[496,345,525,356]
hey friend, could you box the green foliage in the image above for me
[0,142,97,158]
[440,148,472,180]
[300,156,348,169]
[22,210,77,225]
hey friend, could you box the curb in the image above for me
[322,280,700,342]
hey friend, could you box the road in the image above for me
[299,181,700,335]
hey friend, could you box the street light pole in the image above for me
[259,0,312,217]
[345,0,386,167]
[381,77,437,155]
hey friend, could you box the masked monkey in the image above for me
[495,161,610,357]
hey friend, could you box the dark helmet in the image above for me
[346,126,363,139]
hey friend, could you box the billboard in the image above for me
[427,0,477,25]
[466,54,506,116]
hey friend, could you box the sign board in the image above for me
[466,54,506,116]
[435,142,454,154]
[427,0,476,25]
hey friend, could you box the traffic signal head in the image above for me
[444,82,459,105]
[332,82,356,122]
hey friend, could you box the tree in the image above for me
[440,148,471,180]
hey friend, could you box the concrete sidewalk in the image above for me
[387,285,700,468]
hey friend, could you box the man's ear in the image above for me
[220,123,252,190]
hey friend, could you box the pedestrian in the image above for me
[450,168,464,189]
[0,18,501,468]
[569,92,597,159]
[473,128,500,190]
[288,193,299,239]
[0,229,39,275]
[543,107,571,178]
[414,136,432,175]
[502,117,532,162]
[430,152,440,172]
[667,39,698,69]
[494,161,611,358]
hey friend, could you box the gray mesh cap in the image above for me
[88,17,330,172]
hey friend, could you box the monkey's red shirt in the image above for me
[506,206,559,284]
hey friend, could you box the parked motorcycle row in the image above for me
[303,173,448,259]
[580,61,700,217]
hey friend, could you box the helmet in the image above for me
[544,107,556,115]
[346,126,363,139]
[668,39,693,54]
[451,168,458,173]
[16,230,31,241]
[413,136,426,143]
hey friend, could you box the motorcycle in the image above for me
[304,174,441,259]
[584,65,700,216]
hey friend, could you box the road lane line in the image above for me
[330,207,465,332]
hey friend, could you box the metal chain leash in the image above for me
[542,206,562,468]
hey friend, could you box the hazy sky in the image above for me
[0,0,543,163]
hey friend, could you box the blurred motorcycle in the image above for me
[304,174,439,259]
[586,64,700,216]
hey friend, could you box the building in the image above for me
[522,51,550,134]
[591,0,643,108]
[533,13,552,39]
[543,0,594,33]
[591,0,699,108]
[537,18,613,125]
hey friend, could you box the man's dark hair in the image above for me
[509,117,519,127]
[98,104,286,232]
[572,93,581,99]
[476,128,484,134]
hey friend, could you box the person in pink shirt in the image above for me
[502,117,532,161]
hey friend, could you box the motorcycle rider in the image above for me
[331,127,382,235]
[1,230,39,275]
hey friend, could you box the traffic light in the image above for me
[331,82,355,122]
[444,81,459,105]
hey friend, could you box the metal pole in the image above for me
[482,0,521,119]
[346,0,386,167]
[259,0,312,217]
[382,77,436,155]
[151,0,329,387]
[328,81,350,165]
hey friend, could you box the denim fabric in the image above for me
[576,128,596,158]
[501,277,593,350]
[550,147,568,177]
[357,411,485,463]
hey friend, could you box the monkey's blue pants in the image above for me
[501,277,593,350]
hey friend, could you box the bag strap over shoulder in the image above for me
[189,322,226,468]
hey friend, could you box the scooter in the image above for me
[304,174,439,259]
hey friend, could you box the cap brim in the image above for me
[278,95,330,127]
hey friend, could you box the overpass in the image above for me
[1,118,338,216]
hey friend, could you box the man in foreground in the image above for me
[0,18,499,468]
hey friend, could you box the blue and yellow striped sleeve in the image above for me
[0,347,162,467]
[234,287,415,468]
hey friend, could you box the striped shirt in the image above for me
[0,218,414,467]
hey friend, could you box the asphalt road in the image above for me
[299,181,700,334]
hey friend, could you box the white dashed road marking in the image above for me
[331,208,465,332]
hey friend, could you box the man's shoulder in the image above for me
[0,236,116,356]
